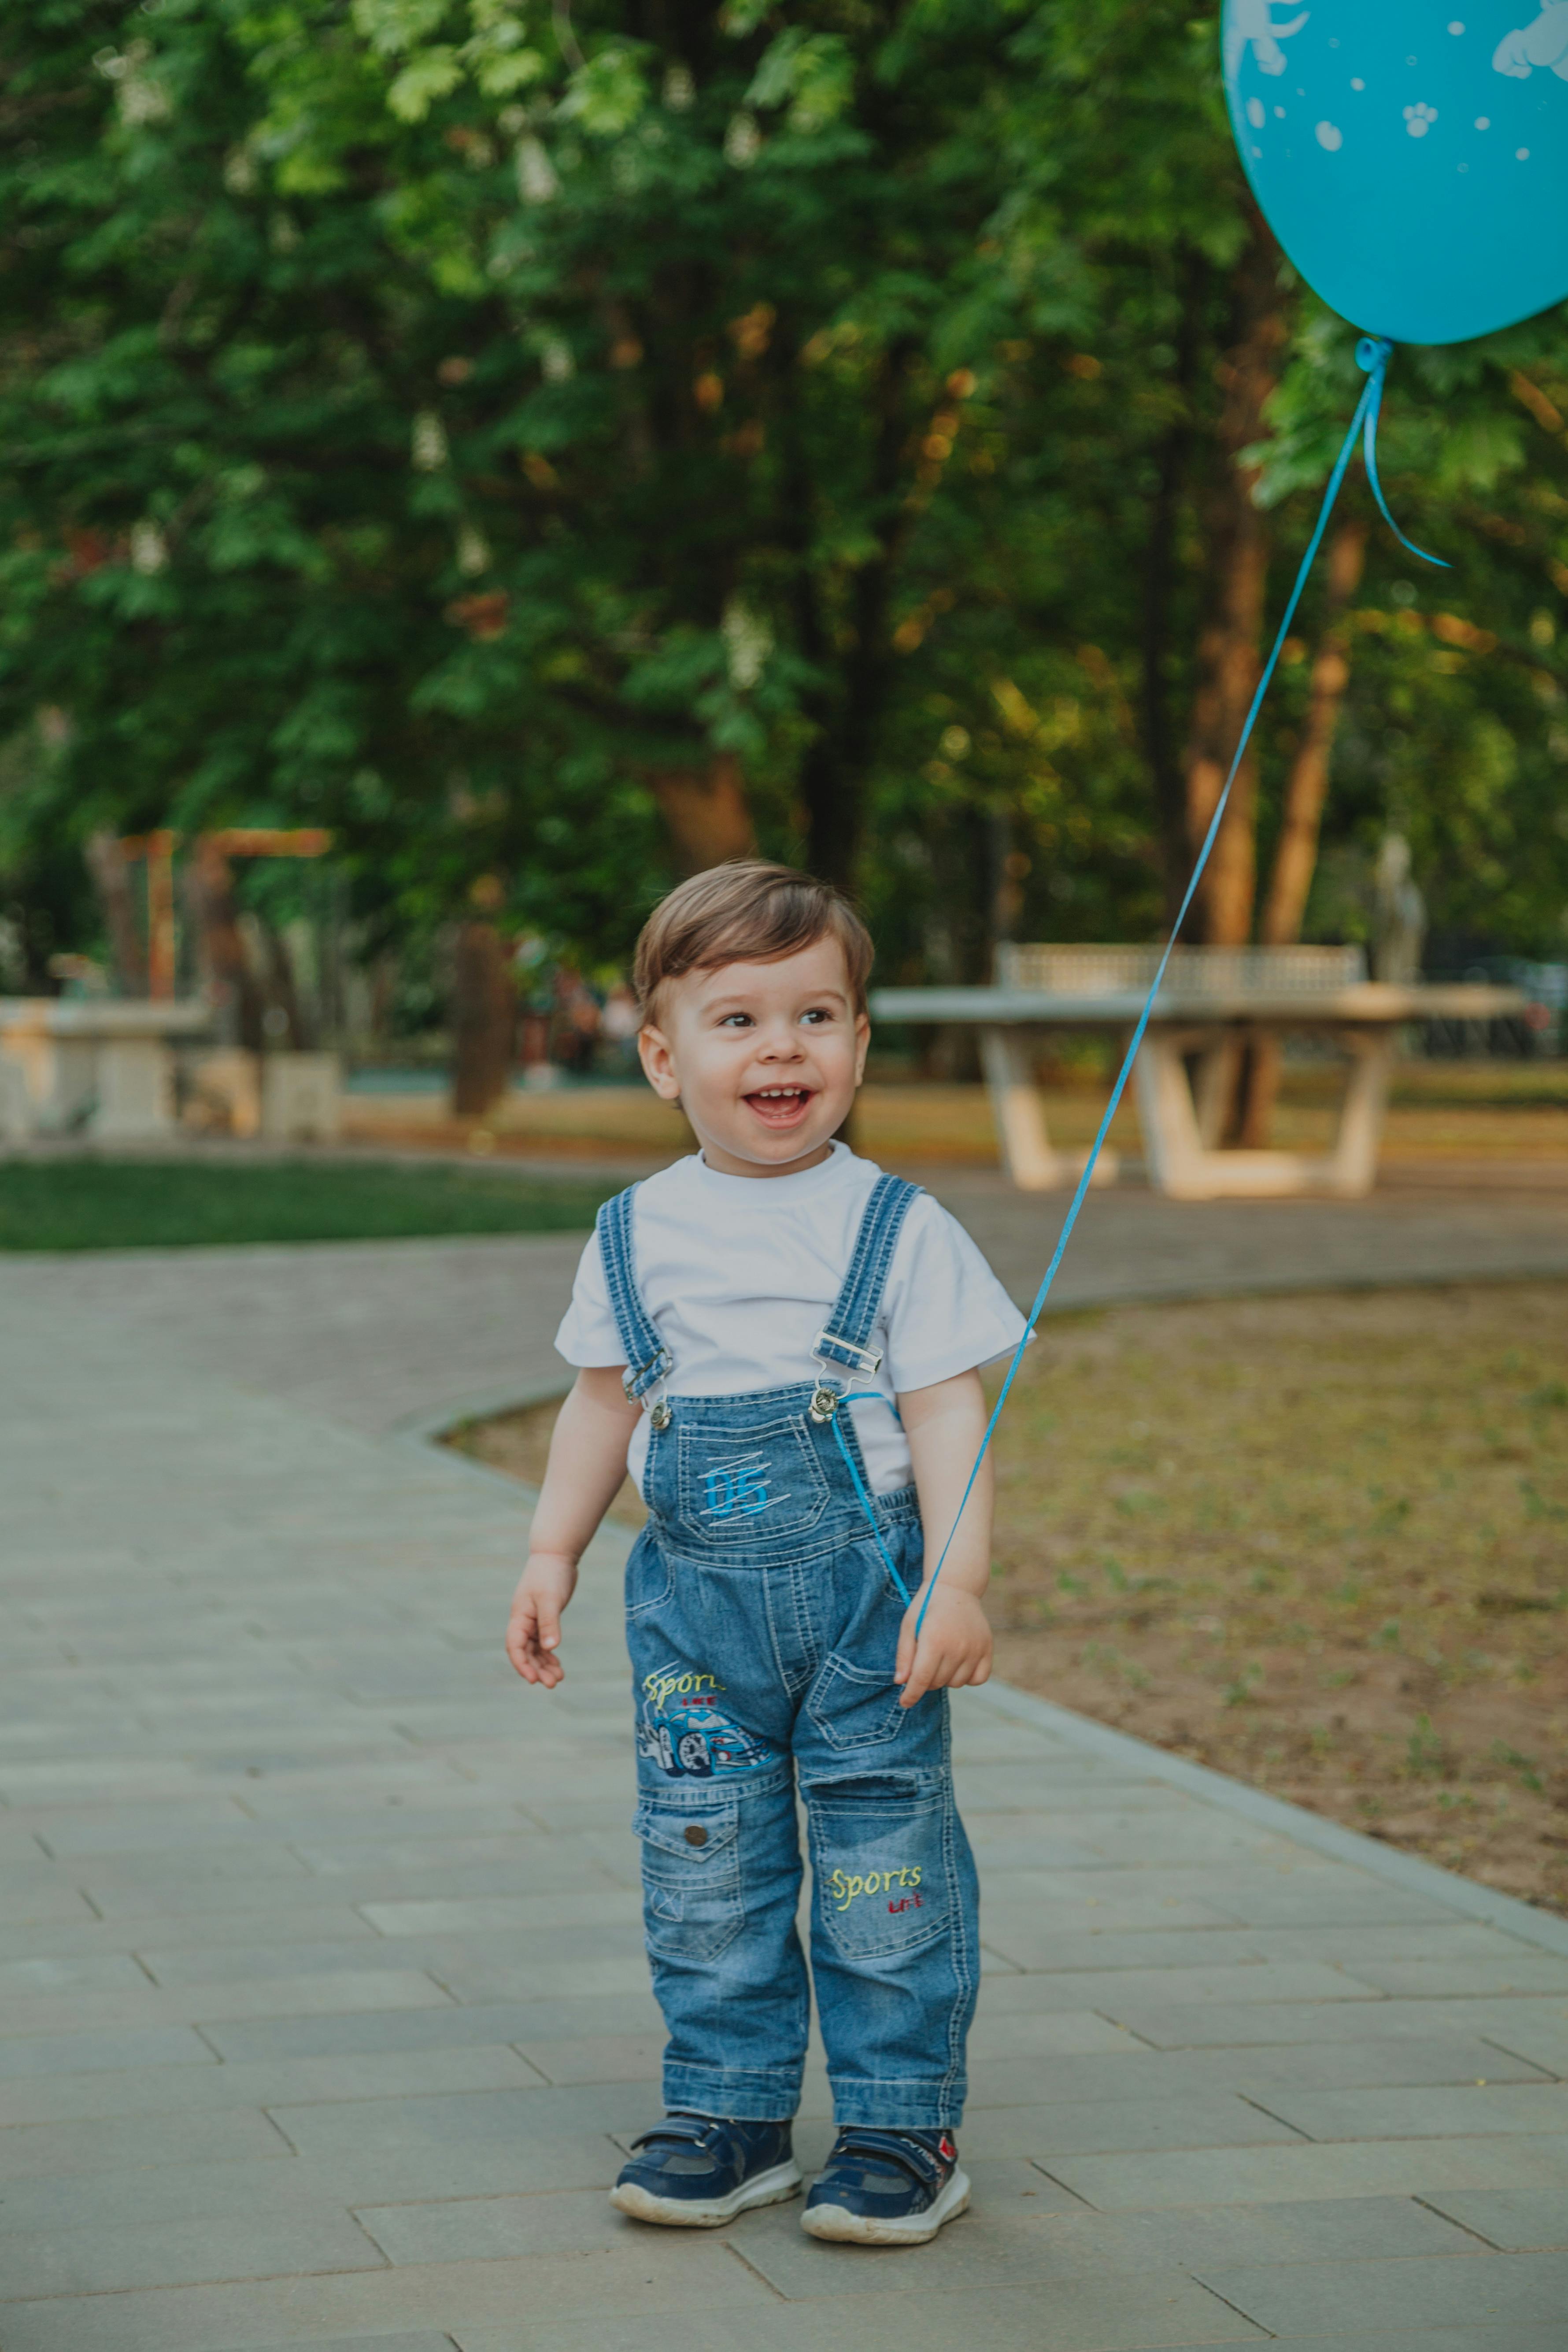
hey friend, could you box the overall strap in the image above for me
[595,1187,672,1402]
[815,1173,921,1377]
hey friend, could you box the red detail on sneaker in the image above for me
[938,2134,956,2164]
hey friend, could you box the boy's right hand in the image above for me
[505,1553,579,1687]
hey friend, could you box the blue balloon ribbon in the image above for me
[1356,338,1450,571]
[906,339,1440,1648]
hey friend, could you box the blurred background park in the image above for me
[1,1,1565,1906]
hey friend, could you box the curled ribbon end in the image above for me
[1356,337,1450,568]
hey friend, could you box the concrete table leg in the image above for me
[980,1028,1118,1193]
[92,1038,175,1142]
[1134,1026,1394,1199]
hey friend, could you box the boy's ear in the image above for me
[638,1023,681,1102]
[853,1010,871,1087]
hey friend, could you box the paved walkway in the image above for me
[3,1196,1568,2348]
[5,1169,1567,1439]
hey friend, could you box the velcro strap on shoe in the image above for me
[629,2115,724,2153]
[831,2126,946,2187]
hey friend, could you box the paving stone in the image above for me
[0,2207,386,2300]
[970,1958,1381,2015]
[961,2037,1549,2110]
[0,1954,149,1997]
[1257,2082,1568,2141]
[1341,1954,1568,1998]
[958,2092,1304,2160]
[0,2239,775,2352]
[728,2186,1476,2299]
[1042,2131,1568,2211]
[0,1969,455,2037]
[199,1993,665,2065]
[511,2033,664,2086]
[0,2025,212,2079]
[355,1891,641,1937]
[0,2042,543,2129]
[1195,2247,1568,2335]
[0,2104,291,2184]
[1093,1997,1561,2050]
[1417,2188,1568,2250]
[455,2274,1264,2352]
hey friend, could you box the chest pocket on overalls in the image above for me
[675,1416,830,1550]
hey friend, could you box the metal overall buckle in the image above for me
[809,1328,882,1425]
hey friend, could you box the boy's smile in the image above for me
[638,936,870,1178]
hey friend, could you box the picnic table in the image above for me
[869,944,1529,1199]
[0,997,211,1143]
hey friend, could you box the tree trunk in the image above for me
[186,839,265,1051]
[84,830,146,993]
[259,921,311,1052]
[1143,252,1206,916]
[1183,213,1286,948]
[647,754,756,875]
[1234,514,1368,1146]
[1259,516,1367,948]
[451,919,515,1118]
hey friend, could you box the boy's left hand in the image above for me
[895,1583,993,1708]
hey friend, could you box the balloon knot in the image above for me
[1356,335,1394,375]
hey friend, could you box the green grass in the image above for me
[0,1158,618,1251]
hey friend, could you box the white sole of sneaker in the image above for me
[799,2164,972,2246]
[610,2158,802,2229]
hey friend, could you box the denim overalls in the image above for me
[598,1171,980,2132]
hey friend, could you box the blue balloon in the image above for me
[1222,3,1568,344]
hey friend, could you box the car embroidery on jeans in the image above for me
[830,1865,923,1912]
[637,1670,774,1780]
[699,1450,787,1520]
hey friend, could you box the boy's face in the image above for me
[638,936,870,1178]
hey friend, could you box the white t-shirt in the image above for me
[554,1144,1027,1497]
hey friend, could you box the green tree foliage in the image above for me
[1,0,1564,991]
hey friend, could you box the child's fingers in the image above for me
[899,1632,942,1708]
[894,1615,917,1688]
[533,1592,563,1655]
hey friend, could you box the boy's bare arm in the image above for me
[894,1368,994,1707]
[505,1367,642,1688]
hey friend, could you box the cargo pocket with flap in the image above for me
[633,1795,744,1964]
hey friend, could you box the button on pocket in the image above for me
[806,1652,907,1753]
[634,1797,743,1963]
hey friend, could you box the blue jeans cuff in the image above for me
[829,2076,965,2132]
[664,2062,803,2121]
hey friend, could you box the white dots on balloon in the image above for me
[1518,147,1531,160]
[1448,18,1465,32]
[1316,121,1343,152]
[1475,117,1490,130]
[1246,97,1266,130]
[1274,104,1286,118]
[1404,101,1438,138]
[1351,78,1365,92]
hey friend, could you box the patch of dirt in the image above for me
[451,1282,1568,1916]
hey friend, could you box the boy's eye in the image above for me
[801,1007,832,1024]
[717,1013,753,1029]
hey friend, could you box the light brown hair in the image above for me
[633,861,874,1023]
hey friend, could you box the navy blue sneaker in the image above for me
[801,2126,970,2244]
[610,2113,801,2227]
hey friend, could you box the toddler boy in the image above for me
[505,862,1024,2245]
